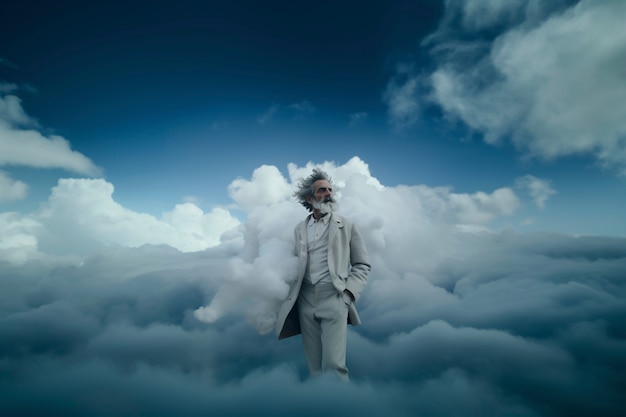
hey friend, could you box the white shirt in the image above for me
[305,213,332,284]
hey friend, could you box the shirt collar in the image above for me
[308,212,332,226]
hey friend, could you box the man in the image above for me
[275,169,370,381]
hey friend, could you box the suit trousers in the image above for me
[297,281,350,381]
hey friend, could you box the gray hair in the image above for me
[293,168,333,212]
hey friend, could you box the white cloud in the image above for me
[0,178,242,261]
[0,170,28,201]
[1,157,624,416]
[447,0,531,31]
[0,93,101,176]
[394,0,626,174]
[228,165,293,212]
[196,157,522,329]
[0,157,626,417]
[0,211,40,264]
[383,67,421,131]
[516,175,557,208]
[0,94,36,126]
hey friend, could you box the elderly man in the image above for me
[275,169,370,381]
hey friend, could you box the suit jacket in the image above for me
[276,213,371,339]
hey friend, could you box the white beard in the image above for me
[311,197,337,214]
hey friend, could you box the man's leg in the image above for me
[297,282,322,377]
[317,284,349,381]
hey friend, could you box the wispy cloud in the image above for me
[257,100,317,124]
[388,0,626,174]
[383,64,420,131]
[0,57,18,69]
[289,100,316,120]
[257,104,279,125]
[348,112,368,127]
[516,175,557,209]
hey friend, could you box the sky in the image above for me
[1,1,625,416]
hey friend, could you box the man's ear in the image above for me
[306,195,312,204]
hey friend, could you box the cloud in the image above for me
[0,82,18,94]
[382,64,421,131]
[257,104,278,125]
[348,112,368,127]
[289,100,316,120]
[257,101,317,124]
[389,0,626,174]
[0,170,28,201]
[0,178,242,263]
[0,92,101,176]
[1,157,624,416]
[0,57,18,68]
[516,175,557,208]
[228,165,293,212]
[0,211,40,264]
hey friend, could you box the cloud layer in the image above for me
[1,156,624,416]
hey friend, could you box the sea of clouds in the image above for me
[1,157,625,416]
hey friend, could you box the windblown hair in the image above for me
[293,168,333,212]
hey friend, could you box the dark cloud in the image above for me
[1,229,625,417]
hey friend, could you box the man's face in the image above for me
[312,179,332,203]
[307,179,336,214]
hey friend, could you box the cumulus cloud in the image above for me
[0,178,242,262]
[1,157,625,417]
[0,211,40,264]
[388,0,626,174]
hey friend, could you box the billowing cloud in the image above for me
[0,178,241,262]
[228,165,293,212]
[387,0,626,174]
[0,211,40,264]
[1,157,624,416]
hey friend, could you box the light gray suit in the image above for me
[275,213,370,378]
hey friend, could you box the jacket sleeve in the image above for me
[345,222,370,302]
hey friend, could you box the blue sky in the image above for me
[1,2,626,416]
[2,0,625,237]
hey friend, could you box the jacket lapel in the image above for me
[329,214,343,247]
[301,215,311,250]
